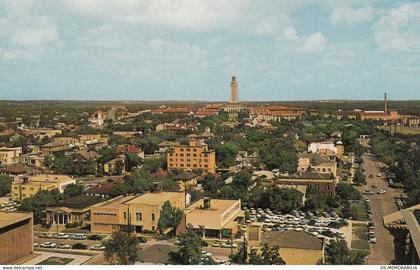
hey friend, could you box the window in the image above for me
[136,213,142,221]
[186,153,190,157]
[169,158,173,161]
[193,153,197,157]
[180,153,184,157]
[123,212,127,220]
[204,164,208,168]
[193,148,197,152]
[152,226,155,231]
[30,187,34,191]
[151,213,155,221]
[193,164,197,168]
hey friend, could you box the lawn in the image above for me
[351,201,367,221]
[37,257,74,265]
[351,223,370,251]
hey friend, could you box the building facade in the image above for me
[0,212,33,265]
[167,136,216,173]
[0,147,22,165]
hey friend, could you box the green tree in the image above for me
[229,240,248,264]
[169,225,203,265]
[258,187,303,213]
[248,243,285,265]
[104,231,139,265]
[324,240,367,265]
[259,139,297,173]
[0,175,12,196]
[125,153,142,172]
[336,183,362,201]
[18,189,62,223]
[63,183,83,198]
[157,201,183,236]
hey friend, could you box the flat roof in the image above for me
[0,212,32,228]
[53,195,105,209]
[96,195,137,208]
[187,199,239,215]
[126,192,182,206]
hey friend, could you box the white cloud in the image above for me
[304,32,328,53]
[282,26,298,41]
[330,6,375,25]
[373,3,420,51]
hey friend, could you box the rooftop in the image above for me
[126,192,182,206]
[187,199,239,215]
[0,212,32,228]
[262,230,323,250]
[53,195,105,209]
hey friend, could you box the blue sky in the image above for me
[0,0,419,101]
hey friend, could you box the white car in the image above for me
[58,244,71,249]
[90,244,106,251]
[40,242,56,248]
[369,238,377,244]
[377,189,386,194]
[201,250,213,257]
[57,233,70,239]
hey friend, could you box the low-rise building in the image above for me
[308,141,344,159]
[276,172,336,197]
[298,153,337,177]
[0,212,33,265]
[0,147,22,165]
[383,204,420,265]
[90,192,185,234]
[46,195,106,227]
[180,198,244,238]
[248,225,325,265]
[40,141,70,155]
[104,157,126,175]
[11,174,76,201]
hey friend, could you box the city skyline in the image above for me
[0,1,419,101]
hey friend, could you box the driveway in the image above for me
[358,153,403,265]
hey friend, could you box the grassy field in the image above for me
[351,201,367,221]
[37,257,74,265]
[351,223,370,251]
[378,125,420,135]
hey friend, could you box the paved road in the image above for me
[358,152,402,265]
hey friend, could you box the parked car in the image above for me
[201,250,213,257]
[371,184,378,188]
[71,233,87,240]
[369,237,377,244]
[40,242,56,248]
[33,243,39,247]
[90,244,106,251]
[211,242,221,247]
[39,233,53,238]
[58,244,71,249]
[57,233,70,239]
[363,190,374,195]
[377,189,386,194]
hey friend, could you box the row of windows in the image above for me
[123,212,155,221]
[169,158,209,163]
[168,163,208,168]
[94,212,117,217]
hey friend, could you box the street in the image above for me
[358,152,403,265]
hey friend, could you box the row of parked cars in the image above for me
[39,232,87,240]
[364,199,376,244]
[35,242,106,250]
[0,201,20,212]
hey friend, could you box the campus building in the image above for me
[276,172,336,197]
[180,198,244,238]
[167,135,216,173]
[90,192,185,234]
[298,153,337,177]
[0,147,22,165]
[0,212,33,265]
[11,174,76,201]
[248,225,325,265]
[383,204,420,265]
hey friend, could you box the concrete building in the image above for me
[90,192,185,234]
[248,225,325,265]
[46,195,105,227]
[0,212,33,265]
[276,172,336,197]
[180,198,244,238]
[308,141,344,159]
[0,147,22,165]
[298,153,337,177]
[383,204,420,265]
[52,136,79,145]
[11,174,76,201]
[167,135,216,173]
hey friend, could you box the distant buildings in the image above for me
[167,135,216,173]
[11,174,76,201]
[249,105,304,122]
[0,212,33,265]
[230,76,239,104]
[308,141,344,159]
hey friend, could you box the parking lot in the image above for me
[33,232,107,251]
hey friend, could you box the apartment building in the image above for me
[90,192,185,234]
[53,136,79,145]
[167,135,216,173]
[11,174,76,201]
[0,212,33,264]
[0,147,22,165]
